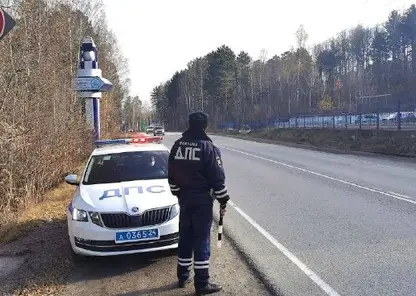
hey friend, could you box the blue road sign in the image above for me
[75,76,113,92]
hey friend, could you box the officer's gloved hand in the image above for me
[170,186,180,197]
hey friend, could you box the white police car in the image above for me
[65,135,179,260]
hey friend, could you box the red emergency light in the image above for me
[129,135,163,144]
[95,135,163,147]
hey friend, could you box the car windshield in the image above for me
[82,151,169,185]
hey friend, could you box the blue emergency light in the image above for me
[94,139,130,147]
[94,136,162,147]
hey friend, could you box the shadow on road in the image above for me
[0,217,180,296]
[68,249,178,283]
[63,247,190,295]
[114,283,195,296]
[0,218,72,294]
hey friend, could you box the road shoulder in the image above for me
[0,184,75,295]
[0,181,270,296]
[61,230,271,296]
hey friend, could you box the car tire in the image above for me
[69,240,88,264]
[71,248,88,264]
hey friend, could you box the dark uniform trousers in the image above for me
[176,193,213,289]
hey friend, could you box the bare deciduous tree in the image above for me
[0,0,129,223]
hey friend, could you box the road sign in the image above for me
[75,76,113,92]
[0,8,16,41]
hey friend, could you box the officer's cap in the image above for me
[189,111,209,129]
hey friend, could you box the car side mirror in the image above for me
[65,174,79,186]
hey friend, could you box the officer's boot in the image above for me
[195,282,223,295]
[178,278,191,288]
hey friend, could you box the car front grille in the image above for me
[100,207,171,229]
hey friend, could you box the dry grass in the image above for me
[219,128,416,157]
[0,183,76,245]
[0,172,82,295]
[0,164,83,245]
[0,0,128,236]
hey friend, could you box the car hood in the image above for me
[77,179,177,215]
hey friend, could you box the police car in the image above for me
[65,135,179,261]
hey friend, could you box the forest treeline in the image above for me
[0,0,129,220]
[150,5,416,130]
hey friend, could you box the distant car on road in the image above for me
[355,114,377,125]
[382,112,416,124]
[65,134,179,261]
[153,125,165,136]
[146,126,154,134]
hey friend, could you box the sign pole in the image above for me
[75,37,112,141]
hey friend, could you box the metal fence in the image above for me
[218,111,416,131]
[218,95,416,131]
[274,111,416,131]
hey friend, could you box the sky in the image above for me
[102,0,415,102]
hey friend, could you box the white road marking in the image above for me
[228,200,342,296]
[388,191,413,200]
[212,135,416,172]
[165,132,182,136]
[221,146,416,205]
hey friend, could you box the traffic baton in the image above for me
[217,210,224,248]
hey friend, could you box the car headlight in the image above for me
[89,211,103,227]
[72,208,88,222]
[169,204,179,220]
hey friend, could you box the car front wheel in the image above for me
[69,239,88,264]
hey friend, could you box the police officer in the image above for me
[168,111,230,295]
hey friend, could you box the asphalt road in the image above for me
[163,132,416,296]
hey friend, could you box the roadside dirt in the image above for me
[0,182,76,296]
[0,217,72,296]
[0,183,271,296]
[61,233,269,296]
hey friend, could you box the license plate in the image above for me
[115,228,159,244]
